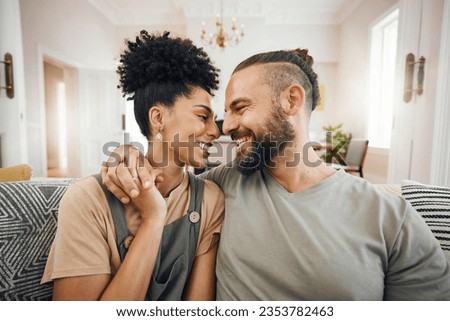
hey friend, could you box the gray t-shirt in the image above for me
[201,165,450,300]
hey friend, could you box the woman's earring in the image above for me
[155,132,162,142]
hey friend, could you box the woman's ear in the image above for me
[283,84,305,116]
[148,106,165,132]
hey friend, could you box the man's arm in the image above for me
[101,145,162,204]
[384,205,450,300]
[197,163,231,190]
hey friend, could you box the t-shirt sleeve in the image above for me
[41,178,113,283]
[384,203,450,300]
[198,163,230,190]
[196,179,225,256]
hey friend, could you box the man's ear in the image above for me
[148,106,165,132]
[282,84,305,116]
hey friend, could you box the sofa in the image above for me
[0,177,449,300]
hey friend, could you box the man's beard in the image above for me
[233,102,295,176]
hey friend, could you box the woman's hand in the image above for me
[101,144,162,204]
[130,171,167,222]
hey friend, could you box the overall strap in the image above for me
[187,171,204,216]
[92,174,130,261]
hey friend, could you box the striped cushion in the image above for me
[401,180,450,259]
[0,179,73,300]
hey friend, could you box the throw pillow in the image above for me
[0,179,73,300]
[401,180,450,259]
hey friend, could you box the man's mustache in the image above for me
[230,130,255,142]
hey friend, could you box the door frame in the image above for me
[37,45,81,176]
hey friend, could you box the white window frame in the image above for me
[367,8,399,149]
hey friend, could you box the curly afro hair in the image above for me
[117,30,220,138]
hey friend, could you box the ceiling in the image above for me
[88,0,364,26]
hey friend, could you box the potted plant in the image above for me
[321,124,351,164]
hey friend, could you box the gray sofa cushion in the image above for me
[0,179,73,300]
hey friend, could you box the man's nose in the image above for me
[222,113,237,135]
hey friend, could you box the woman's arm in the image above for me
[53,207,166,301]
[101,215,166,300]
[53,274,111,300]
[183,241,219,300]
[53,166,167,301]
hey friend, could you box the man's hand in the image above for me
[101,144,163,204]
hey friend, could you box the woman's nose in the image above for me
[207,119,220,139]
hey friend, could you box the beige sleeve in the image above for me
[196,180,225,256]
[41,177,114,283]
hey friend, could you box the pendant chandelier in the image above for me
[200,0,245,49]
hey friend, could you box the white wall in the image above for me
[0,0,27,167]
[20,0,118,176]
[115,25,188,51]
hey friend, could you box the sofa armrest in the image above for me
[0,164,33,182]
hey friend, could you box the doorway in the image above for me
[43,59,79,177]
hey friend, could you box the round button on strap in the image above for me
[189,211,200,223]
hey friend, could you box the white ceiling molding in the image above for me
[88,0,362,26]
[88,0,186,25]
[336,0,364,23]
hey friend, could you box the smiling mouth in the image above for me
[233,135,253,152]
[197,142,212,153]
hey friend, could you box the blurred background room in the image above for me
[1,0,449,186]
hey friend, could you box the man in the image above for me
[103,48,450,300]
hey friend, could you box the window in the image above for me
[367,8,399,148]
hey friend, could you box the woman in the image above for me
[42,31,225,300]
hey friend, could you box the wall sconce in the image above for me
[1,53,14,99]
[403,53,425,103]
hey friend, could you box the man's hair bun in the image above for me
[290,48,314,68]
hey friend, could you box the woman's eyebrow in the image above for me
[193,105,213,114]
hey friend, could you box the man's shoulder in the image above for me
[199,163,240,187]
[338,172,410,215]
